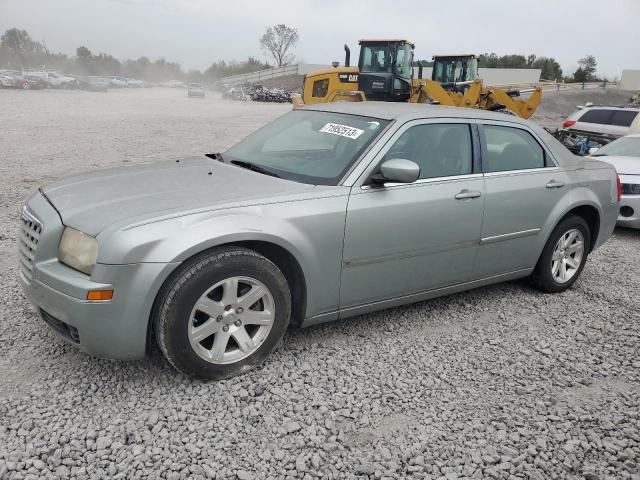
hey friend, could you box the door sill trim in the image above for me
[480,228,540,245]
[301,268,532,327]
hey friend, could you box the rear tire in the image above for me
[153,247,291,380]
[531,215,590,293]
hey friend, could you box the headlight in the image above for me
[58,227,98,275]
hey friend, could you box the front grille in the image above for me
[40,309,80,344]
[621,183,640,195]
[18,208,42,283]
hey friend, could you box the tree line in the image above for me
[416,53,600,82]
[0,28,274,82]
[1,26,601,84]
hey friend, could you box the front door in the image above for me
[340,120,485,309]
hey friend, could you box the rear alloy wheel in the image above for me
[154,247,291,380]
[550,229,585,284]
[532,215,590,293]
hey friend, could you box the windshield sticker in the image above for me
[320,123,365,139]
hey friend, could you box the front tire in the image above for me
[531,215,590,293]
[154,247,291,380]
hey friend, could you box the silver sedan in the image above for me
[588,133,640,229]
[19,103,620,379]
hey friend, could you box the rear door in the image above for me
[473,121,570,279]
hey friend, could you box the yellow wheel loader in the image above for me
[293,40,542,119]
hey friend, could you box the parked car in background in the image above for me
[27,71,77,88]
[0,73,17,88]
[556,106,640,155]
[589,134,640,229]
[188,83,205,98]
[108,76,128,87]
[19,103,620,380]
[86,76,109,92]
[162,79,185,88]
[0,70,39,89]
[22,75,48,89]
[127,78,144,88]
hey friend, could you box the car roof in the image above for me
[301,101,536,126]
[578,105,640,112]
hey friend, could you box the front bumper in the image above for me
[617,194,640,229]
[19,192,179,360]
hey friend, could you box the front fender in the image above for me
[97,196,349,318]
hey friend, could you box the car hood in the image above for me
[42,157,314,236]
[589,155,640,175]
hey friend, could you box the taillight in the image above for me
[617,175,622,202]
[562,119,576,129]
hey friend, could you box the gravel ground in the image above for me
[1,88,639,480]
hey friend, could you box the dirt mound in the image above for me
[534,88,636,128]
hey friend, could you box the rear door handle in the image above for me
[455,189,482,200]
[546,180,565,189]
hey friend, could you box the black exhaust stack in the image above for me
[344,45,351,67]
[418,64,423,80]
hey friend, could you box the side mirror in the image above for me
[375,158,420,184]
[588,147,599,155]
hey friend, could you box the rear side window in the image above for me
[579,109,613,125]
[610,110,639,127]
[482,125,545,172]
[312,79,329,98]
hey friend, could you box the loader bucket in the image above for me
[489,86,542,119]
[462,80,481,107]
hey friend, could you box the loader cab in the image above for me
[357,39,414,102]
[432,55,478,87]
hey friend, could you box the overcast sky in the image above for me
[1,0,639,78]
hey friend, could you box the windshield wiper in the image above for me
[206,152,225,162]
[230,160,280,178]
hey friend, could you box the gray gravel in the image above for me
[1,88,639,480]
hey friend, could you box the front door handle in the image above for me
[546,180,566,189]
[455,189,482,200]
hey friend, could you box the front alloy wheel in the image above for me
[188,276,275,364]
[154,247,291,380]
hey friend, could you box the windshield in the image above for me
[593,137,640,158]
[224,110,389,185]
[432,58,477,84]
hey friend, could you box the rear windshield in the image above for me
[224,110,389,185]
[579,109,639,127]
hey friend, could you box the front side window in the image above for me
[224,110,388,185]
[360,45,390,73]
[482,125,545,172]
[383,123,472,179]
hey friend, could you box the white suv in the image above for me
[562,106,640,139]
